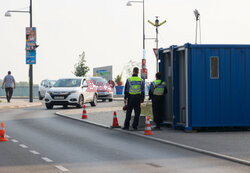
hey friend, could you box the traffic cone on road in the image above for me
[144,116,153,135]
[0,122,8,142]
[82,105,88,119]
[111,111,121,128]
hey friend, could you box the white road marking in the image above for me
[41,157,53,163]
[19,144,28,148]
[11,139,19,143]
[5,135,10,138]
[55,165,69,172]
[29,150,40,155]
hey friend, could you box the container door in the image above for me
[163,51,173,122]
[176,50,187,126]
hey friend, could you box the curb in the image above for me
[55,112,110,129]
[55,112,250,167]
[0,103,42,110]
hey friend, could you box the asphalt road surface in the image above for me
[0,102,250,173]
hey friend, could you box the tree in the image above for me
[73,51,89,77]
[123,59,141,79]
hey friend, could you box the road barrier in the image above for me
[82,105,88,119]
[0,122,8,142]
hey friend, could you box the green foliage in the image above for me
[115,73,122,83]
[73,51,90,77]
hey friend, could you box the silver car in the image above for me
[38,79,56,100]
[44,77,97,109]
[90,77,113,102]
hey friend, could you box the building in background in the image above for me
[93,65,113,82]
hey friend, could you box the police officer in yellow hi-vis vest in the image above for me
[149,72,167,130]
[123,67,145,130]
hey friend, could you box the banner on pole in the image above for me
[26,27,36,64]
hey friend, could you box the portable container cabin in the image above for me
[159,43,250,130]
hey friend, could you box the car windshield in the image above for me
[48,80,56,86]
[54,79,81,87]
[90,77,107,86]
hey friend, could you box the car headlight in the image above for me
[70,90,77,94]
[47,91,52,95]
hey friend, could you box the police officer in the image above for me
[123,67,145,130]
[149,72,167,130]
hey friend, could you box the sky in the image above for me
[1,0,250,84]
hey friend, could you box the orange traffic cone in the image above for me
[82,105,88,119]
[111,111,121,128]
[144,116,153,135]
[0,122,8,142]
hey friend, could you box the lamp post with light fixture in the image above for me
[194,9,200,44]
[127,0,147,86]
[5,0,34,102]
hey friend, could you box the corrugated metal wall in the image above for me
[189,45,250,127]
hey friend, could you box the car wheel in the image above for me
[45,103,53,109]
[77,95,84,108]
[38,92,43,100]
[109,99,113,102]
[90,94,97,107]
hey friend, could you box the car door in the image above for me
[86,78,96,101]
[82,79,91,102]
[40,80,46,97]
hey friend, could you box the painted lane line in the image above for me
[55,165,69,172]
[29,150,40,155]
[11,139,19,143]
[19,144,28,148]
[41,157,53,163]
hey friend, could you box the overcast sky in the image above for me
[1,0,250,84]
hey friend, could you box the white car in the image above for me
[38,79,57,100]
[90,77,113,102]
[44,77,97,109]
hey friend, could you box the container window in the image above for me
[210,56,219,79]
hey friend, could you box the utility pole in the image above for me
[148,16,166,72]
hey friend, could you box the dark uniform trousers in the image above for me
[124,94,141,128]
[152,95,164,127]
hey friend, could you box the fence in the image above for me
[0,85,39,98]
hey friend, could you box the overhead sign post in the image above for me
[26,27,36,64]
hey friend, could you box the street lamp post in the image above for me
[5,0,34,102]
[194,9,200,44]
[127,0,146,84]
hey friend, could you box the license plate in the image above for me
[54,96,64,100]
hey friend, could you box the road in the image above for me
[0,102,250,173]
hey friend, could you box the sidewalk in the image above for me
[0,98,42,110]
[56,108,250,166]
